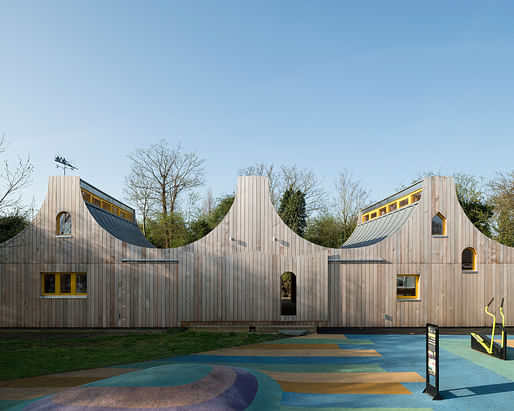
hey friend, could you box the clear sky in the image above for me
[1,0,513,215]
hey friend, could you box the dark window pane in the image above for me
[412,192,422,202]
[389,203,397,212]
[82,191,90,203]
[60,274,71,293]
[432,214,444,235]
[397,275,417,298]
[76,274,87,294]
[462,249,474,270]
[92,197,101,207]
[44,274,55,294]
[399,199,409,207]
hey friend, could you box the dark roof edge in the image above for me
[361,179,424,214]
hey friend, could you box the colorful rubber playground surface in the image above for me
[1,332,514,410]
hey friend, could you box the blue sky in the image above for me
[1,0,513,214]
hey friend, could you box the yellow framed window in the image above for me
[431,213,446,235]
[397,274,419,300]
[56,212,72,235]
[41,273,87,296]
[399,198,409,208]
[462,248,477,271]
[411,192,422,203]
[81,190,91,203]
[91,196,101,207]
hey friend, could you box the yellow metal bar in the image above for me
[485,304,496,354]
[500,299,505,349]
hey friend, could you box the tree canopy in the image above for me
[278,188,307,236]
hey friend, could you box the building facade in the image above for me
[0,175,512,328]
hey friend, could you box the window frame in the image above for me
[462,247,477,272]
[396,274,420,300]
[56,211,72,236]
[81,188,134,222]
[431,212,446,236]
[41,273,87,297]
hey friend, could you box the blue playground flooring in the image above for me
[2,333,514,410]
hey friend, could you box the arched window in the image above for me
[462,248,476,271]
[280,272,296,316]
[431,213,446,236]
[57,212,72,236]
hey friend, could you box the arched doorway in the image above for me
[280,272,296,316]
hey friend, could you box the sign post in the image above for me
[423,323,442,400]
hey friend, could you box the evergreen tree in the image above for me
[278,188,307,236]
[0,214,29,243]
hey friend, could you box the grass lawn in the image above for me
[0,329,283,381]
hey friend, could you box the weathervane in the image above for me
[54,156,78,175]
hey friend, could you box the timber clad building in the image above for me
[0,175,512,328]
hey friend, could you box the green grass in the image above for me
[0,329,283,381]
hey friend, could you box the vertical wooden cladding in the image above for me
[327,176,514,328]
[1,175,512,328]
[0,175,329,327]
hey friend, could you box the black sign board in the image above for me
[423,323,442,400]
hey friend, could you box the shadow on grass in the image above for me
[441,382,514,399]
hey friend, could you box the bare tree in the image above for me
[125,140,205,247]
[279,165,325,214]
[0,133,34,216]
[239,163,325,214]
[124,170,153,236]
[202,188,215,215]
[333,169,369,242]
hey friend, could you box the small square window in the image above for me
[379,207,387,216]
[397,275,419,300]
[370,212,377,219]
[363,215,369,222]
[92,197,101,207]
[388,203,397,212]
[399,198,409,208]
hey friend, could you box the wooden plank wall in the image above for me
[0,176,329,327]
[327,176,514,327]
[0,175,512,328]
